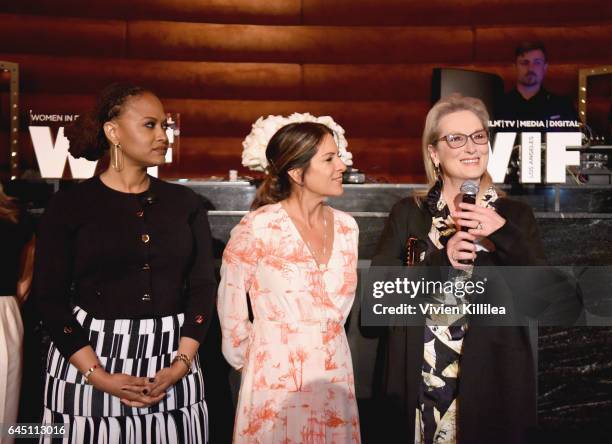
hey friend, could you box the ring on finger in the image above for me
[477,222,483,230]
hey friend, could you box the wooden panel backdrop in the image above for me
[1,1,611,181]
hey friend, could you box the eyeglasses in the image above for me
[436,129,489,149]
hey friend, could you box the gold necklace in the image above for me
[291,206,328,269]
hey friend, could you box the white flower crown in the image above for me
[241,112,353,172]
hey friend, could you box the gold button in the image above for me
[142,263,151,270]
[142,293,151,301]
[141,234,150,243]
[63,326,72,334]
[136,211,144,217]
[195,314,204,324]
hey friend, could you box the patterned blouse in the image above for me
[415,186,499,444]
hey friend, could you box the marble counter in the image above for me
[17,178,612,434]
[183,181,612,265]
[187,180,612,434]
[185,181,612,214]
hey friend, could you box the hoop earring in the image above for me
[111,143,124,172]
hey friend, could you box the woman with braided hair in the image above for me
[33,84,216,443]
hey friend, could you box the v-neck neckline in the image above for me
[279,202,336,271]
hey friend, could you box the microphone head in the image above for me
[460,179,479,196]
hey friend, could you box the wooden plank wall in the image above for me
[1,0,611,182]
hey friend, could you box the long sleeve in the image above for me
[217,213,262,370]
[488,199,547,266]
[488,199,581,323]
[33,191,90,359]
[180,196,218,344]
[352,218,360,267]
[371,200,410,266]
[372,198,449,267]
[0,209,34,295]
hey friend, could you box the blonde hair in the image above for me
[417,94,501,199]
[0,183,19,223]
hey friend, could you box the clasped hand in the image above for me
[447,202,506,269]
[90,363,188,408]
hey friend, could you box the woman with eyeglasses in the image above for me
[369,94,547,443]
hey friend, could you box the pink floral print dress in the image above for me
[218,203,361,443]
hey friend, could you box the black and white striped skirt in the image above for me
[41,307,208,444]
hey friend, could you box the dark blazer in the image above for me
[368,196,576,444]
[33,176,217,359]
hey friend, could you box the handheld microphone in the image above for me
[458,180,479,264]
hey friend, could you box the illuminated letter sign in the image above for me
[487,128,582,184]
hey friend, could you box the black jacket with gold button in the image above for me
[33,175,217,359]
[366,196,581,444]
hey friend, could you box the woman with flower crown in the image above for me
[218,119,361,443]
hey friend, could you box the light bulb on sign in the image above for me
[166,115,175,145]
[164,113,179,163]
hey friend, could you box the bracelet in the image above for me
[172,353,191,374]
[83,364,100,384]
